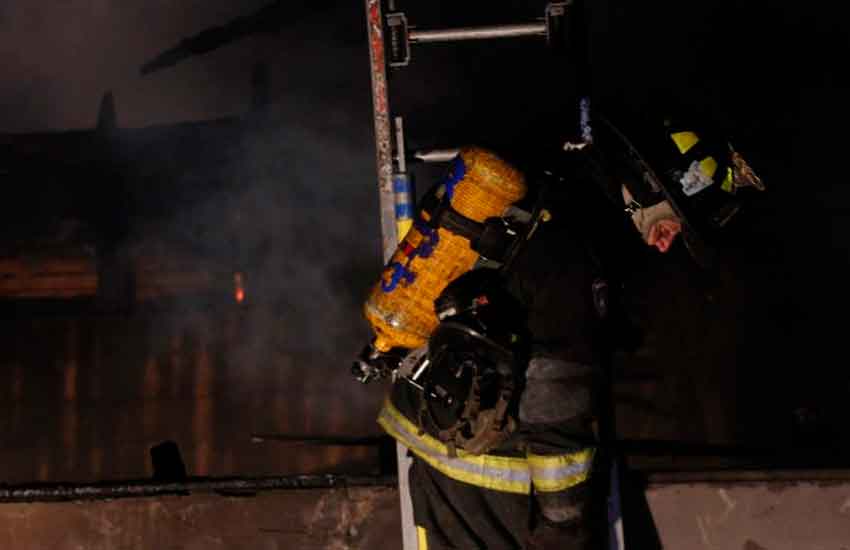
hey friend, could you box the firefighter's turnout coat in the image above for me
[378,170,627,549]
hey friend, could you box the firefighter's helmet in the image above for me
[592,113,766,265]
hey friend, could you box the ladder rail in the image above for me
[365,0,399,261]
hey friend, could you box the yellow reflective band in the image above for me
[378,399,595,495]
[699,156,718,179]
[378,399,531,494]
[721,167,734,193]
[527,448,596,493]
[416,526,429,550]
[671,131,700,154]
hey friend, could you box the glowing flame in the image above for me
[234,272,245,304]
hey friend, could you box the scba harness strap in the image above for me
[418,171,552,270]
[414,321,518,458]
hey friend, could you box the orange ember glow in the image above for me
[234,272,245,303]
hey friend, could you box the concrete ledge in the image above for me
[3,471,849,549]
[0,475,396,503]
[646,472,850,549]
[0,484,402,550]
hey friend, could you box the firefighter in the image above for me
[362,116,766,549]
[368,152,624,549]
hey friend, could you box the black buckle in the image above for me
[624,199,642,216]
[475,217,520,263]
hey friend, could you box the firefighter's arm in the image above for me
[519,355,601,549]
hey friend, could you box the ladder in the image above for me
[362,3,595,550]
[364,0,581,260]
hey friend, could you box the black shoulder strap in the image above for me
[417,178,552,269]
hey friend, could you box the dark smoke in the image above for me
[0,1,388,481]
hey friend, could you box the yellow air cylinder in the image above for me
[364,147,527,353]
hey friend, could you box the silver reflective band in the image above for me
[531,460,592,481]
[378,400,595,494]
[379,401,532,494]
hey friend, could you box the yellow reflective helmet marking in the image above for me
[699,156,718,179]
[721,167,735,193]
[671,131,700,154]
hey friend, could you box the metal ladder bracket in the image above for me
[387,12,412,68]
[545,1,570,49]
[387,2,571,68]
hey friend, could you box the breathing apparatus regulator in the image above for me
[409,269,528,456]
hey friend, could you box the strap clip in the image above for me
[624,199,642,216]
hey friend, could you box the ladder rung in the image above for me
[387,3,568,67]
[409,23,547,44]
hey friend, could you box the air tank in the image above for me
[364,146,527,352]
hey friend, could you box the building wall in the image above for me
[0,308,387,483]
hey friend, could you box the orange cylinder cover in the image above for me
[364,147,527,352]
